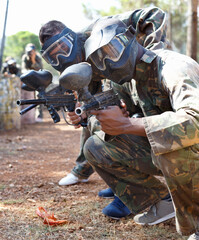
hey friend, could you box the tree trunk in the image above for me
[186,0,198,61]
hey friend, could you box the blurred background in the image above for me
[0,0,198,77]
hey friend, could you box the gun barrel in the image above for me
[75,89,121,116]
[17,99,46,105]
[75,101,99,116]
[19,104,37,115]
[75,107,84,116]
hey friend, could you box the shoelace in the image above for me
[143,203,157,217]
[148,198,171,217]
[151,204,157,216]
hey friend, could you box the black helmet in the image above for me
[85,18,138,85]
[41,28,82,73]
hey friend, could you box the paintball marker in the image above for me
[59,62,121,116]
[17,69,78,124]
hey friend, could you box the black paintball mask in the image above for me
[7,59,18,74]
[41,28,82,73]
[85,18,138,85]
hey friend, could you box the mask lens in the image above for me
[42,34,73,66]
[89,33,126,70]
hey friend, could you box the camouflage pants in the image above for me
[71,127,94,179]
[83,132,169,214]
[71,79,139,180]
[153,146,199,236]
[84,125,199,235]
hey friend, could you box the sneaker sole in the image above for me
[99,196,115,199]
[136,212,175,226]
[106,214,130,220]
[59,179,89,186]
[103,212,131,220]
[80,179,89,183]
[106,216,121,220]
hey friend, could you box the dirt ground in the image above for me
[0,110,187,240]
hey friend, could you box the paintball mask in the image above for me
[7,59,18,74]
[85,18,138,85]
[41,28,81,72]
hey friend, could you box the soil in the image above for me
[0,110,186,240]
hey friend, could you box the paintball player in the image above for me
[78,17,199,240]
[39,7,174,221]
[21,43,43,72]
[39,6,169,192]
[2,57,21,77]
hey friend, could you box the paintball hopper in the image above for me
[21,83,35,91]
[20,69,53,91]
[59,62,92,91]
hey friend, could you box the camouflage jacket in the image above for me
[123,49,199,156]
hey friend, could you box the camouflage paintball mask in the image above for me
[85,18,139,85]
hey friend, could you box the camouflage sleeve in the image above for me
[143,52,199,156]
[112,81,138,116]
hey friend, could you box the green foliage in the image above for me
[43,61,59,77]
[100,6,122,16]
[4,31,41,64]
[82,3,98,20]
[3,31,59,77]
[3,31,59,76]
[86,0,163,16]
[82,0,198,58]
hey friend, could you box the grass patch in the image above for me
[1,198,24,205]
[0,184,6,191]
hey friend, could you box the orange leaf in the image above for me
[36,207,68,226]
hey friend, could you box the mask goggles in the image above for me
[41,32,74,66]
[89,30,132,71]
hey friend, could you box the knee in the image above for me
[83,135,103,165]
[83,136,93,158]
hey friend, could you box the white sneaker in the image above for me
[58,173,89,186]
[188,232,199,240]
